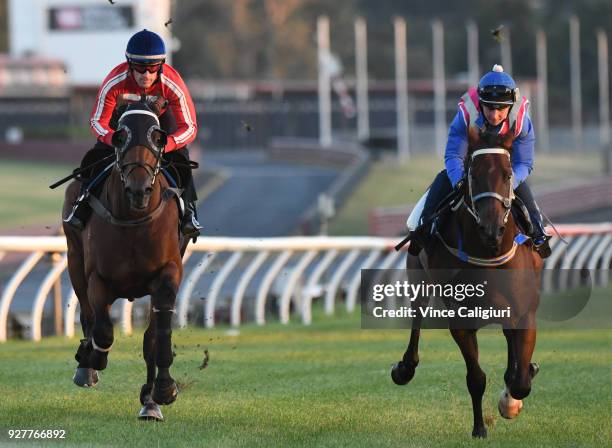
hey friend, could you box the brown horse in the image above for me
[391,127,543,438]
[62,101,189,421]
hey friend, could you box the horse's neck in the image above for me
[448,204,517,259]
[105,169,164,220]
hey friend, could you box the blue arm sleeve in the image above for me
[511,114,535,189]
[444,111,469,187]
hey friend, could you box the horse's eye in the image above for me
[152,130,167,148]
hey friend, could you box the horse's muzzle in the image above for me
[126,187,152,210]
[479,224,505,250]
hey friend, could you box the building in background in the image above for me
[8,0,172,86]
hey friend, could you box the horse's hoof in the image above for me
[152,380,178,405]
[498,387,523,419]
[391,362,415,386]
[73,368,99,387]
[472,426,487,438]
[138,401,164,421]
[529,362,540,378]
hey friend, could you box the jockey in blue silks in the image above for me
[409,64,551,258]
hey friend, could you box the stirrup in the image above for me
[533,235,551,258]
[181,212,202,237]
[63,204,85,230]
[534,241,551,258]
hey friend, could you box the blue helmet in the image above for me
[125,29,166,65]
[477,65,517,109]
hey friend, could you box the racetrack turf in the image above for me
[0,310,610,447]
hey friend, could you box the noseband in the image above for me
[114,109,164,188]
[463,148,515,225]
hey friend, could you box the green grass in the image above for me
[330,153,603,235]
[0,160,72,231]
[0,311,610,447]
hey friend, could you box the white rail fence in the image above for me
[0,223,611,342]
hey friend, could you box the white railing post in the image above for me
[0,229,610,340]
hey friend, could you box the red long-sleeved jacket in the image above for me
[90,62,197,152]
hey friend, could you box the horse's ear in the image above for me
[151,128,167,148]
[112,128,128,148]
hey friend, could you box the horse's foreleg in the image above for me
[497,329,524,419]
[510,322,537,400]
[391,303,423,385]
[392,257,426,386]
[138,309,164,421]
[140,308,157,405]
[450,329,487,439]
[65,233,93,357]
[66,233,100,387]
[503,329,517,386]
[87,274,114,371]
[151,261,180,406]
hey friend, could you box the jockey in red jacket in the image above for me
[64,29,202,237]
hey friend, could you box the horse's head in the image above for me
[112,101,167,210]
[464,126,515,251]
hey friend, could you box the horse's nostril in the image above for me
[499,227,505,236]
[145,187,153,195]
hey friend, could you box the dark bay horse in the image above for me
[392,127,543,438]
[62,101,189,421]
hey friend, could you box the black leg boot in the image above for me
[514,182,551,258]
[531,214,551,258]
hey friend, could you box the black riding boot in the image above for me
[408,170,453,256]
[181,201,202,238]
[64,144,113,231]
[530,215,552,258]
[514,182,551,258]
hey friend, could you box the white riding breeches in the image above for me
[406,189,429,231]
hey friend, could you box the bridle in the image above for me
[460,148,515,226]
[85,104,183,227]
[114,109,165,189]
[436,146,521,266]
